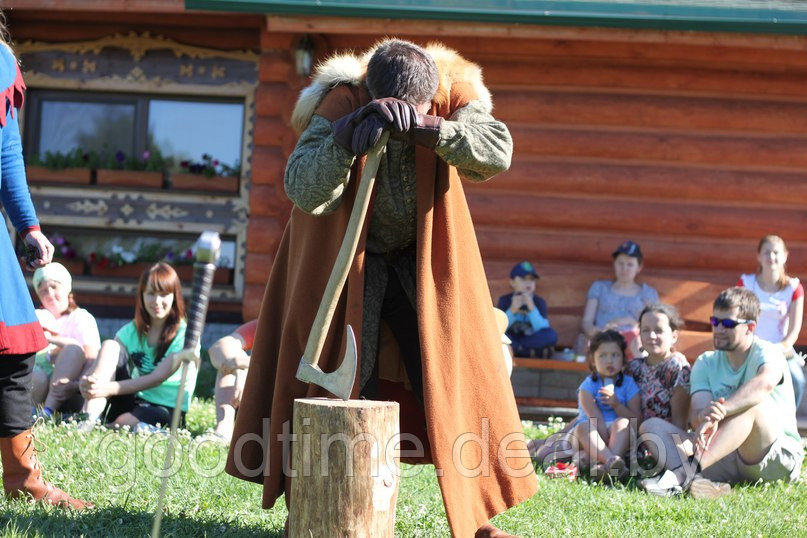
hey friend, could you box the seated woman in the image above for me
[579,240,659,359]
[205,319,256,443]
[31,262,100,416]
[79,262,197,429]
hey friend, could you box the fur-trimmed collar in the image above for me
[290,40,491,135]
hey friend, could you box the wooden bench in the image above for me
[493,267,763,413]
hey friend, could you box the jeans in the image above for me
[788,357,806,410]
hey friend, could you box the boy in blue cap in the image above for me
[497,261,558,358]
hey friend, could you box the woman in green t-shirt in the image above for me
[79,262,197,428]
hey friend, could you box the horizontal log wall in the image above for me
[250,24,807,347]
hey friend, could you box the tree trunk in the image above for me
[290,398,400,538]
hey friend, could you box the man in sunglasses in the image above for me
[640,287,803,497]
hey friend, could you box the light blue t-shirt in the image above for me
[577,374,640,423]
[691,337,799,442]
[587,280,659,328]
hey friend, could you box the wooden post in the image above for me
[290,398,400,538]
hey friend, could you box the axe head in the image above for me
[295,324,357,401]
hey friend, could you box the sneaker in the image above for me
[639,469,683,497]
[75,418,100,434]
[689,476,731,499]
[133,422,168,435]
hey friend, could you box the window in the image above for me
[25,90,245,174]
[148,100,243,173]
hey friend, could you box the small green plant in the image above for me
[27,147,99,170]
[26,147,169,172]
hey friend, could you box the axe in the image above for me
[151,230,221,538]
[295,133,390,400]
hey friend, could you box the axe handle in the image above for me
[302,132,389,368]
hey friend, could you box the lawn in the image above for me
[1,406,805,537]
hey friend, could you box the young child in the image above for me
[31,262,101,416]
[496,261,557,358]
[628,303,691,429]
[573,330,641,481]
[79,263,198,430]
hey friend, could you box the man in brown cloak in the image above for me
[226,38,537,537]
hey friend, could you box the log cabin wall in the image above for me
[242,31,298,318]
[7,8,807,345]
[249,23,807,347]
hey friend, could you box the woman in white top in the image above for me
[738,235,805,407]
[31,262,101,416]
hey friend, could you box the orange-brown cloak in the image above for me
[226,42,537,537]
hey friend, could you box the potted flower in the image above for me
[26,148,94,185]
[95,148,166,189]
[164,247,196,282]
[169,154,239,194]
[86,239,234,285]
[48,233,86,276]
[86,244,146,279]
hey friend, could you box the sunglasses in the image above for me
[709,316,753,329]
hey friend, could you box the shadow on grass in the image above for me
[0,505,282,537]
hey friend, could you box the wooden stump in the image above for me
[290,398,400,538]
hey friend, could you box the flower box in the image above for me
[174,265,234,286]
[96,169,164,189]
[170,173,238,194]
[57,258,87,277]
[26,166,92,186]
[89,262,152,280]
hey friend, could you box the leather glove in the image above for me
[332,98,444,154]
[332,105,372,154]
[350,113,387,156]
[366,98,444,149]
[332,98,404,155]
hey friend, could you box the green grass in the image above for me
[1,408,805,537]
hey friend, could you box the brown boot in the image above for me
[0,429,92,509]
[475,523,519,538]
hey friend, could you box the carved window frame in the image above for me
[15,33,258,303]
